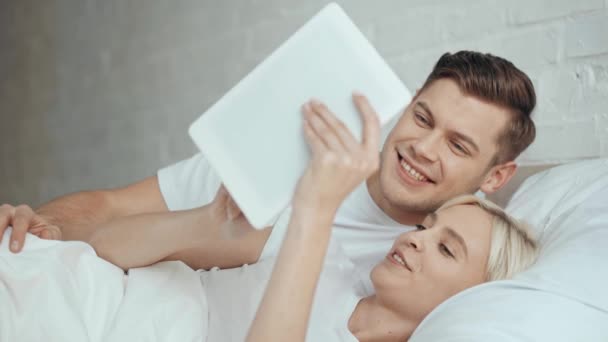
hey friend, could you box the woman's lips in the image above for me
[387,250,413,271]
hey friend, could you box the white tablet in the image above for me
[188,3,411,228]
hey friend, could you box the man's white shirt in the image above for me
[157,153,415,295]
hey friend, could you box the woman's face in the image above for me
[370,204,492,321]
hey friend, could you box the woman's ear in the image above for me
[479,161,517,194]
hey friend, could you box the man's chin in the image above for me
[384,189,444,214]
[398,199,443,214]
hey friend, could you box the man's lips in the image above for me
[396,150,435,184]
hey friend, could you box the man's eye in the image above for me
[440,243,455,258]
[415,224,427,231]
[414,113,430,126]
[451,141,468,155]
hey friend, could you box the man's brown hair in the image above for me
[420,51,536,164]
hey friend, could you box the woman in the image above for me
[90,100,538,341]
[245,194,537,341]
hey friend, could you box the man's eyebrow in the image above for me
[452,132,480,154]
[415,101,433,118]
[444,226,468,259]
[415,101,479,154]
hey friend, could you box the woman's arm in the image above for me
[89,186,271,271]
[247,204,335,341]
[247,95,380,342]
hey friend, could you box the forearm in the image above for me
[36,190,122,242]
[89,207,218,270]
[247,207,335,342]
[163,227,271,270]
[36,175,167,242]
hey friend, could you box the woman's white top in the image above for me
[200,247,364,342]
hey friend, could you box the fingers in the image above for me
[302,101,345,152]
[39,226,61,240]
[226,196,242,220]
[0,204,15,244]
[353,93,381,155]
[309,100,359,151]
[221,185,243,220]
[302,107,328,155]
[295,95,381,208]
[10,205,34,253]
[302,95,380,160]
[213,184,243,220]
[40,229,51,239]
[214,184,229,202]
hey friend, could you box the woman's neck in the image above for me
[348,295,418,342]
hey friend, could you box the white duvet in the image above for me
[0,229,208,342]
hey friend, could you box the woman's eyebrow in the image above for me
[430,212,469,258]
[444,227,468,259]
[428,212,438,226]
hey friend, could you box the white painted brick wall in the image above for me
[566,11,608,57]
[522,120,601,160]
[1,0,607,205]
[508,0,603,24]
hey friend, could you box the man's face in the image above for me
[370,204,492,321]
[377,78,510,214]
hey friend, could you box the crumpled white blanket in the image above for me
[0,229,208,342]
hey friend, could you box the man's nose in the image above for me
[412,132,440,163]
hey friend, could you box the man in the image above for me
[0,51,536,292]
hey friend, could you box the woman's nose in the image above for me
[404,233,424,252]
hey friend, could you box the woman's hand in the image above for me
[293,93,381,217]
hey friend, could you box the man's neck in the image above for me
[366,172,427,226]
[349,295,417,342]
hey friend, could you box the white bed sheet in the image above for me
[0,229,208,342]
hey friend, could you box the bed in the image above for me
[1,159,607,341]
[0,230,208,342]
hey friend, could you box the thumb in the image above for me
[226,194,242,220]
[214,184,230,202]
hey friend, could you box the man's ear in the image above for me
[479,161,517,195]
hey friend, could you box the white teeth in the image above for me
[400,159,428,182]
[392,252,406,266]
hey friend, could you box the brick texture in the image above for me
[1,0,607,205]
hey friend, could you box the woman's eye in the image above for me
[440,243,455,258]
[415,224,427,231]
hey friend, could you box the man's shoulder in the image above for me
[157,153,221,210]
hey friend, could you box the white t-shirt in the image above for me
[200,245,363,342]
[157,153,414,294]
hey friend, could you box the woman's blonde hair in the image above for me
[437,195,538,281]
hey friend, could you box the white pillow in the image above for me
[409,158,608,341]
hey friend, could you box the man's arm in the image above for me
[88,202,271,271]
[38,175,168,242]
[0,175,168,253]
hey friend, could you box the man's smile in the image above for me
[396,149,435,186]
